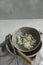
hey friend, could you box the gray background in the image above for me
[0,0,43,19]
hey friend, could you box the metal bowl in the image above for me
[12,27,41,52]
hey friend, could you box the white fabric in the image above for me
[39,61,43,65]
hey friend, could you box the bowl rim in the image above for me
[12,27,41,52]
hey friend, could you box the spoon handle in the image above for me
[17,50,32,65]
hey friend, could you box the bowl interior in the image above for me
[12,27,40,52]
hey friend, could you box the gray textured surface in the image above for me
[0,0,43,19]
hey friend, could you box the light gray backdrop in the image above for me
[0,0,43,19]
